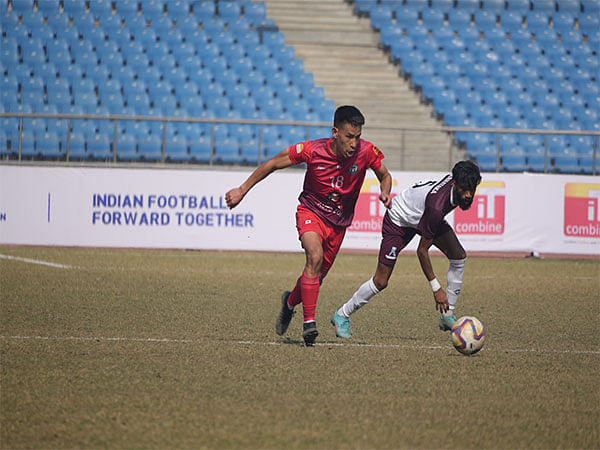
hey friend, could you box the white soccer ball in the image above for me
[451,316,486,355]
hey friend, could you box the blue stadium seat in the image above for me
[421,8,445,30]
[532,0,556,13]
[114,135,138,161]
[474,10,498,29]
[553,155,581,173]
[431,0,454,10]
[501,154,527,171]
[579,157,596,174]
[189,135,211,162]
[214,136,242,164]
[138,137,163,160]
[579,13,600,35]
[36,130,64,158]
[115,0,138,18]
[242,1,268,26]
[193,1,216,23]
[218,1,242,21]
[506,0,531,13]
[141,0,164,18]
[85,133,111,160]
[394,5,419,30]
[164,135,188,161]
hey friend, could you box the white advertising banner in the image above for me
[0,165,598,256]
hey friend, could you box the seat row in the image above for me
[5,0,273,25]
[0,119,332,164]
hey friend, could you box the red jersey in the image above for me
[288,138,384,228]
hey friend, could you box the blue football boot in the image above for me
[331,311,353,339]
[439,313,457,331]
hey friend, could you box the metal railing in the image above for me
[0,112,598,175]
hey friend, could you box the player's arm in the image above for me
[373,163,392,209]
[225,148,293,209]
[416,235,449,313]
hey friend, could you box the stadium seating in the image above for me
[369,0,598,173]
[0,0,597,172]
[0,0,331,163]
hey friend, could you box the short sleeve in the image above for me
[417,194,444,239]
[369,144,385,171]
[288,141,313,165]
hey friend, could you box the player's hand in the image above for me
[433,288,449,313]
[379,192,392,209]
[225,187,244,209]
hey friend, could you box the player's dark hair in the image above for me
[334,105,365,128]
[452,160,481,192]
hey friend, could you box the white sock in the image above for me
[446,258,466,313]
[338,278,380,318]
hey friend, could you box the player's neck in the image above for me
[328,139,344,160]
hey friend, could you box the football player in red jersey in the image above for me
[331,160,482,339]
[225,106,392,346]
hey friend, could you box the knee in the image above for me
[450,251,467,261]
[373,277,388,291]
[305,251,323,274]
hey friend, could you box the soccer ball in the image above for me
[451,316,486,355]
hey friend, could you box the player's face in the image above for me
[332,123,361,159]
[453,183,475,210]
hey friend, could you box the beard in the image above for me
[458,196,473,210]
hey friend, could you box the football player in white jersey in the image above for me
[331,160,481,338]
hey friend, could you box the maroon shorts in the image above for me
[296,205,346,279]
[378,212,452,267]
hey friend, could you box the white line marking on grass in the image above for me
[1,335,599,355]
[0,254,76,269]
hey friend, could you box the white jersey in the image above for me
[388,175,455,237]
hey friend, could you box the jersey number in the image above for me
[330,175,344,188]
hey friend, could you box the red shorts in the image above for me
[296,205,346,279]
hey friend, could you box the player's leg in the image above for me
[331,261,394,337]
[297,230,323,345]
[276,230,323,342]
[277,207,324,339]
[433,225,467,330]
[332,214,415,338]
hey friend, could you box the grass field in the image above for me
[1,246,599,449]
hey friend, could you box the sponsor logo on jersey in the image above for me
[296,143,303,154]
[328,192,341,203]
[372,146,380,156]
[348,164,358,175]
[385,246,397,260]
[564,183,600,238]
[454,181,505,235]
[305,219,312,224]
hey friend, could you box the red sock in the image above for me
[300,273,320,322]
[287,276,303,308]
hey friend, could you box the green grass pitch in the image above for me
[1,246,598,449]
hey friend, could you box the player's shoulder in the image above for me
[360,139,384,158]
[289,140,316,159]
[425,174,453,202]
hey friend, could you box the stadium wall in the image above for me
[0,165,598,256]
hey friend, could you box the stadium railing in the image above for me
[0,111,597,175]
